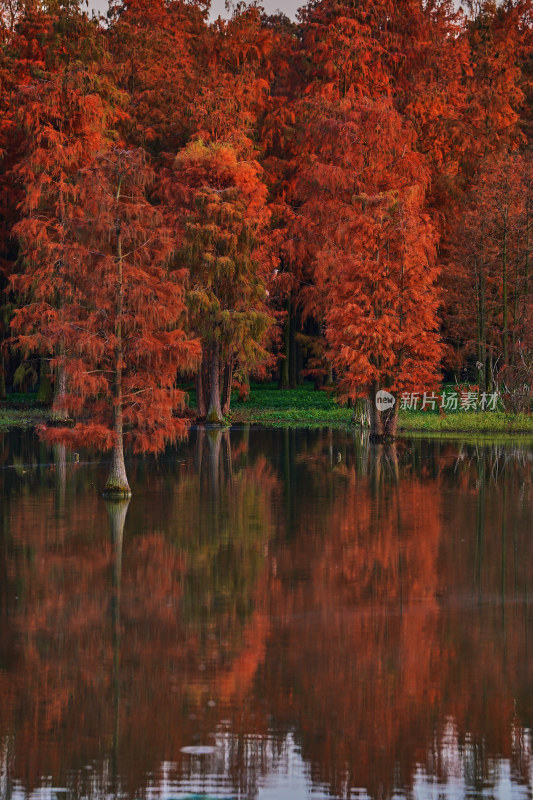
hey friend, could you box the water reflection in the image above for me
[0,427,531,800]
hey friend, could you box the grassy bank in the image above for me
[0,393,52,430]
[0,404,50,430]
[398,409,533,434]
[231,384,533,434]
[2,385,532,435]
[230,385,352,426]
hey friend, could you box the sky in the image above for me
[89,0,302,20]
[210,0,301,17]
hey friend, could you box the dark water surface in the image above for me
[0,427,532,800]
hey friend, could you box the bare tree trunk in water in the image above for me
[368,383,398,441]
[105,405,130,496]
[104,218,131,497]
[207,340,223,424]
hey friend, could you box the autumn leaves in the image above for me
[1,0,532,488]
[168,141,273,425]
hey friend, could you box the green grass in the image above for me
[230,383,533,434]
[0,406,50,430]
[2,384,532,435]
[398,410,533,434]
[230,383,352,427]
[0,392,50,430]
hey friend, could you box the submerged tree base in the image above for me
[104,434,132,497]
[206,409,226,425]
[368,394,399,441]
[103,482,132,498]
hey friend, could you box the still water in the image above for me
[0,427,532,800]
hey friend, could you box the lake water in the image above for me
[0,427,532,800]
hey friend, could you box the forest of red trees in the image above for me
[0,0,532,484]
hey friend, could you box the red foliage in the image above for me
[10,64,199,469]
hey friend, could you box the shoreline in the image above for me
[2,399,532,438]
[229,409,533,437]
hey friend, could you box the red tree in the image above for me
[11,65,199,494]
[446,151,532,402]
[298,96,441,437]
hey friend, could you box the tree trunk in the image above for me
[105,412,130,496]
[207,340,224,424]
[476,224,487,392]
[37,361,53,404]
[476,253,487,393]
[524,199,530,309]
[479,271,487,393]
[289,307,298,389]
[513,241,520,351]
[0,353,6,400]
[502,221,509,366]
[202,350,210,414]
[222,356,234,416]
[52,190,69,420]
[368,384,398,441]
[196,353,206,420]
[104,222,131,497]
[279,298,290,390]
[296,326,304,385]
[52,360,68,420]
[351,396,370,427]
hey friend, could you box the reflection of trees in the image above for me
[258,436,532,799]
[0,429,531,800]
[105,498,129,787]
[160,428,277,662]
[260,447,442,799]
[0,427,278,799]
